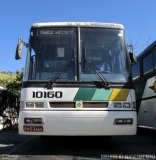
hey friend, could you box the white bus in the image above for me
[16,22,137,136]
[132,40,156,130]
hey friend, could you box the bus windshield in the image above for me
[80,28,129,82]
[28,27,77,81]
[26,27,130,83]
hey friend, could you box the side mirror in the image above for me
[15,39,23,60]
[129,52,137,64]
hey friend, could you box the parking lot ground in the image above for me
[0,128,156,160]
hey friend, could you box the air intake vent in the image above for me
[49,102,75,108]
[49,102,108,109]
[83,102,108,108]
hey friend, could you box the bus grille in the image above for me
[49,102,108,109]
[50,102,75,108]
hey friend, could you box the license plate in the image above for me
[23,125,43,132]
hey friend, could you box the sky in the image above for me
[0,0,156,72]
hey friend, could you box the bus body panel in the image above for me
[20,87,133,102]
[19,87,137,136]
[132,40,156,130]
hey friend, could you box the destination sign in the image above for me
[38,30,74,35]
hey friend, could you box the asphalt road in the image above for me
[0,129,156,160]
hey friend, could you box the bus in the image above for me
[132,40,156,130]
[16,22,137,136]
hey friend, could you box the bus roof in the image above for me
[136,40,156,60]
[32,22,124,30]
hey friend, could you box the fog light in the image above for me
[114,119,124,124]
[24,118,32,124]
[124,118,133,124]
[114,118,133,125]
[24,118,43,124]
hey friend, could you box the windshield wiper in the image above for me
[84,51,109,88]
[46,59,74,89]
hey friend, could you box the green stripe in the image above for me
[74,88,96,101]
[92,88,113,101]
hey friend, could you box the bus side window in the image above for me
[132,63,140,80]
[143,53,153,75]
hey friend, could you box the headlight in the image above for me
[114,102,122,108]
[35,102,44,108]
[26,102,34,108]
[26,102,44,108]
[123,103,131,108]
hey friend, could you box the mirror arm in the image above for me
[127,44,137,64]
[127,44,133,53]
[19,38,29,48]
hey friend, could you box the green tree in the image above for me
[6,69,23,96]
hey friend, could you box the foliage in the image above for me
[0,87,19,129]
[0,69,22,129]
[6,69,23,96]
[0,72,15,87]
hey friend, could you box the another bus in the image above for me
[16,22,137,136]
[132,40,156,130]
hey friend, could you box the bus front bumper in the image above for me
[19,110,137,136]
